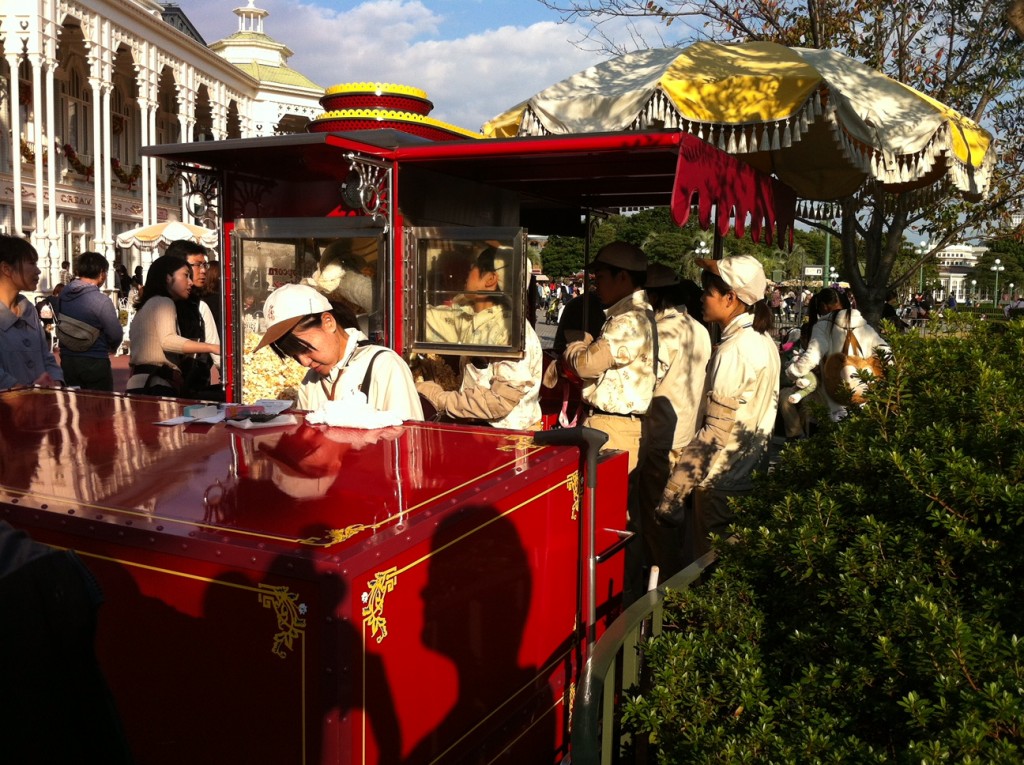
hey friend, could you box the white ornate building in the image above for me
[927,241,989,303]
[1,0,322,289]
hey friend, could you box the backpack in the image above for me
[821,309,884,405]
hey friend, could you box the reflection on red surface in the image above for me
[0,389,557,552]
[1,387,625,764]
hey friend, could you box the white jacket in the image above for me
[787,308,889,414]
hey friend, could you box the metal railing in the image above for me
[568,549,718,765]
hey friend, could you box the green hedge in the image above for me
[623,314,1024,763]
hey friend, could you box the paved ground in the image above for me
[533,309,557,349]
[110,353,131,392]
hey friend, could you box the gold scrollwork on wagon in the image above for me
[362,566,398,643]
[567,471,581,520]
[497,434,535,453]
[567,682,577,731]
[258,583,308,659]
[330,525,367,544]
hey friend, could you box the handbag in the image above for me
[821,310,884,405]
[54,312,102,352]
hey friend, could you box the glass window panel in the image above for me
[409,227,526,359]
[231,218,387,403]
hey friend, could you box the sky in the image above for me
[175,0,676,130]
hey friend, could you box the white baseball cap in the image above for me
[696,255,768,306]
[254,283,332,351]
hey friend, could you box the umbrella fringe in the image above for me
[798,101,812,138]
[519,106,548,137]
[508,57,991,200]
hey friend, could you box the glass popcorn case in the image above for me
[230,218,528,404]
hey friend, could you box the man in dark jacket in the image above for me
[56,251,123,391]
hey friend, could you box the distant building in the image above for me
[928,241,988,302]
[0,0,321,289]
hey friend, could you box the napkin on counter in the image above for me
[304,392,404,429]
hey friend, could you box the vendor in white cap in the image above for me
[254,283,423,420]
[417,247,543,430]
[654,254,779,566]
[561,240,657,473]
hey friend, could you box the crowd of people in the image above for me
[0,234,224,398]
[540,247,901,599]
[1,231,899,598]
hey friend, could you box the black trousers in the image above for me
[60,354,115,392]
[0,550,133,764]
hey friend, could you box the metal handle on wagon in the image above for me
[533,426,608,656]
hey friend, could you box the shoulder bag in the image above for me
[821,309,884,405]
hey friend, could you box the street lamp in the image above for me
[916,242,927,292]
[991,258,1005,307]
[829,266,839,285]
[971,279,977,305]
[694,240,710,260]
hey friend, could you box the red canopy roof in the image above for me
[146,129,795,243]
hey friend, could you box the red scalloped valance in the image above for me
[671,133,795,247]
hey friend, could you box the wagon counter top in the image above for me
[0,387,577,556]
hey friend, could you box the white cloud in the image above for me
[322,22,604,129]
[182,0,673,130]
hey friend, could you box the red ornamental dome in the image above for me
[320,82,433,116]
[308,82,479,142]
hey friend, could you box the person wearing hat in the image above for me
[655,254,780,566]
[255,283,423,420]
[630,263,712,588]
[561,241,657,473]
[417,247,543,430]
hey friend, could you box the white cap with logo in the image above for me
[254,283,332,351]
[695,255,768,306]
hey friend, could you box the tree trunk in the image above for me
[842,193,907,328]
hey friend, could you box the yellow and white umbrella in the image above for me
[484,41,994,201]
[116,220,218,250]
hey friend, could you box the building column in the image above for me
[212,84,228,140]
[45,61,59,265]
[100,22,114,256]
[177,74,196,222]
[88,65,104,253]
[30,53,45,254]
[6,53,25,237]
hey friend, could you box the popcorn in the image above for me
[241,331,307,403]
[409,353,461,391]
